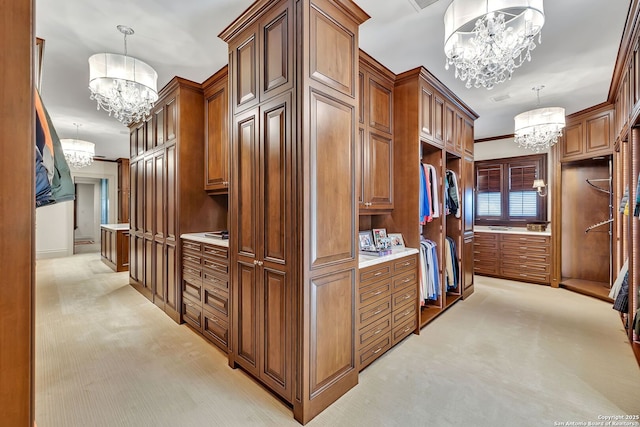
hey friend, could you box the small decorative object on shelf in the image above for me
[360,229,396,256]
[204,230,229,240]
[388,233,405,248]
[526,222,548,232]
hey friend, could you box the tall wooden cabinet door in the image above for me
[368,75,392,135]
[144,238,153,293]
[236,261,259,375]
[130,129,137,158]
[155,107,165,146]
[433,96,444,146]
[368,133,393,209]
[420,84,434,141]
[129,234,137,282]
[462,235,474,298]
[358,71,365,126]
[260,94,292,399]
[154,151,165,239]
[231,24,259,112]
[144,157,155,240]
[165,244,177,313]
[463,156,474,233]
[129,161,137,231]
[259,0,293,101]
[144,116,154,151]
[165,97,177,143]
[205,76,229,192]
[154,241,165,307]
[561,123,583,160]
[165,145,177,245]
[455,111,464,154]
[136,124,145,157]
[357,127,366,209]
[464,118,474,155]
[444,103,455,150]
[136,160,144,233]
[136,236,144,285]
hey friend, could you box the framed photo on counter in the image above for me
[388,233,405,248]
[359,230,374,251]
[372,228,387,247]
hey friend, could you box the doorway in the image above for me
[74,177,108,254]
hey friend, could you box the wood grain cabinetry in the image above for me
[128,77,227,323]
[181,237,230,351]
[203,65,229,194]
[101,225,129,272]
[221,0,368,423]
[117,158,130,223]
[359,50,394,213]
[474,232,551,284]
[560,105,614,162]
[357,254,418,371]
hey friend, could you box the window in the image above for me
[475,154,547,226]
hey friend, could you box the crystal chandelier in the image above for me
[61,123,95,168]
[88,25,158,125]
[444,0,545,89]
[514,86,565,152]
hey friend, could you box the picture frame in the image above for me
[388,233,405,248]
[359,230,375,251]
[372,228,387,248]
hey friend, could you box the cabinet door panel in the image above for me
[129,162,137,232]
[434,96,444,145]
[165,97,177,142]
[262,268,291,399]
[166,145,177,243]
[309,92,355,266]
[464,119,474,155]
[144,157,154,237]
[463,157,474,233]
[234,29,259,110]
[358,127,366,208]
[144,238,153,292]
[445,103,455,150]
[166,244,177,311]
[154,151,165,239]
[237,261,259,371]
[155,107,164,146]
[261,2,292,99]
[145,116,154,151]
[262,95,290,264]
[136,124,145,156]
[586,113,611,153]
[136,235,144,284]
[235,110,259,257]
[368,77,392,134]
[368,133,393,208]
[136,160,144,232]
[463,235,474,298]
[561,123,583,159]
[420,85,433,140]
[154,241,165,304]
[205,79,229,191]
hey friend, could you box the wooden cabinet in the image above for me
[100,225,129,272]
[359,50,394,213]
[357,254,418,371]
[203,65,230,194]
[129,77,227,323]
[560,106,614,162]
[117,158,129,224]
[181,237,230,351]
[474,232,551,284]
[221,0,367,423]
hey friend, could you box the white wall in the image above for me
[474,137,553,229]
[36,159,118,259]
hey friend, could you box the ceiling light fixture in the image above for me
[514,85,565,152]
[61,123,95,168]
[444,0,545,89]
[88,25,158,126]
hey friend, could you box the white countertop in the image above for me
[100,223,129,231]
[474,225,551,236]
[181,233,229,247]
[359,247,419,269]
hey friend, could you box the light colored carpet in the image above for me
[35,253,640,427]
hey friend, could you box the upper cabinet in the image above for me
[359,50,394,214]
[560,105,614,162]
[203,65,230,194]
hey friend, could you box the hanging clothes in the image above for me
[634,173,640,217]
[35,146,54,207]
[445,170,461,218]
[419,239,440,303]
[419,163,431,224]
[444,236,459,290]
[619,185,629,214]
[425,164,439,218]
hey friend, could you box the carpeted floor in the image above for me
[35,253,640,427]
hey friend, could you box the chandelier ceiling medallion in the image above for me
[61,123,95,168]
[514,85,565,152]
[88,25,158,126]
[444,0,545,89]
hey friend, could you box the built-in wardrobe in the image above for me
[219,0,369,423]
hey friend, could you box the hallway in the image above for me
[35,253,640,427]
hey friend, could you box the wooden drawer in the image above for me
[203,270,228,291]
[358,278,391,307]
[182,239,202,253]
[392,285,417,311]
[203,243,228,261]
[360,262,392,285]
[391,300,416,328]
[474,264,500,276]
[182,274,202,301]
[203,257,229,275]
[500,269,550,284]
[357,316,391,350]
[183,252,203,266]
[392,269,417,292]
[500,242,550,255]
[182,295,202,331]
[501,260,550,275]
[358,299,391,329]
[203,283,229,317]
[203,308,228,349]
[474,233,498,244]
[359,333,391,371]
[182,263,202,280]
[392,315,417,346]
[393,255,417,274]
[501,251,550,265]
[501,234,549,245]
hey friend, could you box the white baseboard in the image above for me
[36,249,72,260]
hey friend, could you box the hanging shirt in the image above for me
[426,164,439,218]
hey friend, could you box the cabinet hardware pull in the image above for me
[373,272,382,276]
[253,260,258,265]
[402,262,410,266]
[373,348,382,354]
[373,310,382,315]
[374,329,382,335]
[404,295,410,299]
[211,318,218,323]
[403,326,412,333]
[373,291,382,296]
[403,278,411,283]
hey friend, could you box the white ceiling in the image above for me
[35,0,631,161]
